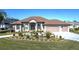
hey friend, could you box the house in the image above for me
[0,20,9,29]
[12,16,70,32]
[0,18,18,30]
[68,22,79,29]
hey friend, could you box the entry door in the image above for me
[30,23,35,30]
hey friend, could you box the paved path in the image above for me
[53,32,79,41]
[0,35,13,38]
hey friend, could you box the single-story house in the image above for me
[0,18,18,30]
[68,22,79,29]
[0,20,9,29]
[12,16,70,32]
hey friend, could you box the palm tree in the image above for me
[0,10,7,22]
[0,10,7,30]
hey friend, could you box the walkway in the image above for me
[0,35,13,38]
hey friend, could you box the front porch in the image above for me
[14,22,45,32]
[28,22,44,31]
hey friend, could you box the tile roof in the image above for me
[11,21,22,24]
[68,22,79,25]
[12,16,70,25]
[22,16,48,22]
[45,20,70,25]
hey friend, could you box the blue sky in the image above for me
[4,9,79,21]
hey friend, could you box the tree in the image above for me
[0,10,7,22]
[73,20,77,22]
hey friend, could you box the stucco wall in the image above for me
[23,23,29,31]
[14,25,22,32]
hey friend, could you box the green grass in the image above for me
[70,28,79,34]
[0,38,79,50]
[70,30,79,34]
[0,32,13,36]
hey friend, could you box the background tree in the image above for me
[73,20,77,22]
[0,10,7,22]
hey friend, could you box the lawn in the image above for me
[0,32,15,36]
[70,28,79,34]
[0,38,79,50]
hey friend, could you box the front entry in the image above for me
[30,23,36,30]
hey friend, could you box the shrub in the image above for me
[37,30,43,33]
[18,32,23,37]
[59,36,62,39]
[13,33,15,36]
[26,35,30,39]
[31,30,36,34]
[45,31,52,39]
[73,27,79,31]
[34,32,39,38]
[69,28,73,32]
[31,31,39,39]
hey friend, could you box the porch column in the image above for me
[19,25,22,32]
[23,24,25,31]
[35,23,37,31]
[41,23,43,30]
[14,25,16,32]
[44,26,46,32]
[28,23,29,31]
[68,26,69,32]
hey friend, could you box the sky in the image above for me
[3,9,79,21]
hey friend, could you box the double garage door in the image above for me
[46,26,69,32]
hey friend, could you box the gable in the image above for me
[29,20,36,23]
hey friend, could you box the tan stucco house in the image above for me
[12,16,70,32]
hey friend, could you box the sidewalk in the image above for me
[0,35,13,38]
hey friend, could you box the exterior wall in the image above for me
[29,20,36,23]
[69,24,79,29]
[69,25,73,29]
[45,25,60,32]
[0,23,10,29]
[23,23,29,31]
[62,26,69,32]
[13,23,69,32]
[14,25,22,32]
[75,25,79,28]
[0,24,5,28]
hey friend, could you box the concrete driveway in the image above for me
[53,32,79,41]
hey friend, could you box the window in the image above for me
[61,26,64,28]
[25,26,28,29]
[38,23,40,26]
[38,23,41,29]
[16,25,20,29]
